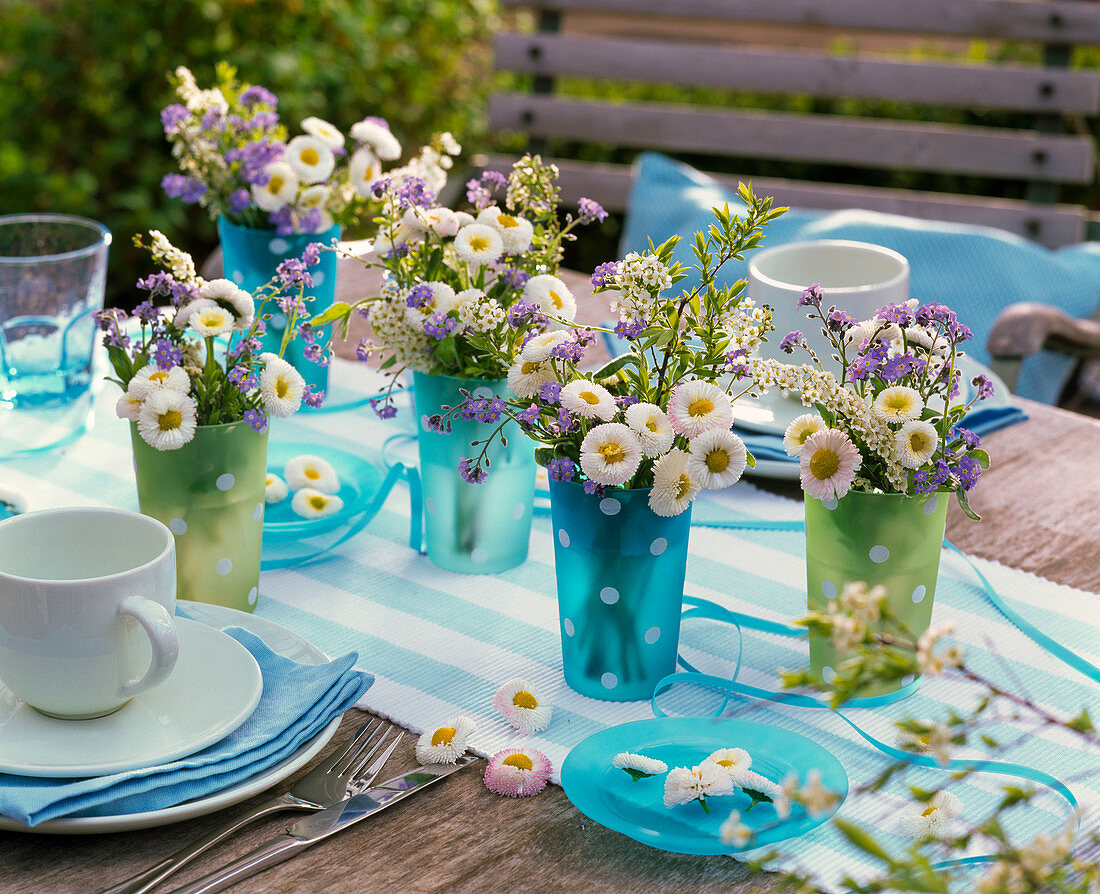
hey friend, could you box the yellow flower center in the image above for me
[498,214,519,229]
[275,377,289,399]
[305,468,320,479]
[521,361,540,375]
[579,390,600,405]
[308,494,328,510]
[809,448,840,481]
[301,147,320,166]
[687,397,714,417]
[705,449,730,473]
[269,175,285,193]
[910,431,933,454]
[502,753,534,771]
[469,235,490,252]
[796,427,816,446]
[675,473,692,500]
[266,474,276,484]
[716,759,735,768]
[645,417,658,433]
[884,395,911,415]
[512,690,539,709]
[599,443,627,465]
[150,371,169,384]
[549,290,564,310]
[431,726,456,746]
[921,805,938,817]
[157,410,182,431]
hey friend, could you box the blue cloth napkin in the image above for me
[738,402,1028,466]
[0,628,372,827]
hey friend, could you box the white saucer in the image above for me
[0,603,340,834]
[0,617,262,778]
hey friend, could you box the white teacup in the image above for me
[750,240,910,374]
[0,507,179,719]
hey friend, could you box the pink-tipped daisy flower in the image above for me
[484,748,553,797]
[799,428,861,502]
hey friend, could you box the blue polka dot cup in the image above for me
[0,507,178,719]
[549,479,692,701]
[805,490,948,698]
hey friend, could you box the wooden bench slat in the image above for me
[502,0,1100,43]
[482,154,1088,247]
[495,32,1100,114]
[489,93,1096,183]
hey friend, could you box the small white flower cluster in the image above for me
[825,581,887,652]
[916,622,965,677]
[456,290,507,333]
[975,823,1076,893]
[612,251,673,323]
[174,65,229,115]
[895,718,956,766]
[505,157,559,212]
[265,454,343,519]
[148,229,200,285]
[721,297,769,355]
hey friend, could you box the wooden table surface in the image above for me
[4,263,1098,893]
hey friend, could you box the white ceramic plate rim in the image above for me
[0,602,340,835]
[0,618,263,778]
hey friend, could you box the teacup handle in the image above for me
[117,596,180,698]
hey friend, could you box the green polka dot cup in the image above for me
[548,478,692,701]
[805,490,948,698]
[131,420,268,612]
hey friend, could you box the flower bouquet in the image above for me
[740,288,991,695]
[314,154,604,572]
[422,184,784,698]
[159,63,462,393]
[96,230,322,611]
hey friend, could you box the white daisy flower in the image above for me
[477,206,534,254]
[251,161,299,211]
[873,385,925,423]
[199,278,255,331]
[624,402,675,458]
[348,149,382,198]
[128,364,191,400]
[265,473,289,504]
[298,183,331,211]
[300,116,345,149]
[424,281,458,315]
[137,389,197,451]
[507,358,556,400]
[286,134,335,184]
[291,487,344,519]
[115,391,143,421]
[520,330,571,363]
[783,414,826,457]
[580,422,643,487]
[688,429,748,490]
[800,428,862,502]
[453,224,503,267]
[284,454,340,494]
[523,274,576,321]
[423,206,460,238]
[663,763,733,812]
[705,748,752,777]
[559,379,618,422]
[719,810,753,847]
[731,768,784,802]
[900,790,963,839]
[648,448,700,517]
[173,297,216,330]
[350,119,402,160]
[666,380,734,438]
[189,304,236,338]
[415,716,477,765]
[258,352,305,418]
[895,419,939,469]
[612,752,669,781]
[453,210,476,228]
[493,678,552,735]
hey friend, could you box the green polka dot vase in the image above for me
[413,371,536,574]
[548,478,692,701]
[130,420,268,612]
[805,490,949,698]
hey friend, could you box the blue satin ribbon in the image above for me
[381,433,426,553]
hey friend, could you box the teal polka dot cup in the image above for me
[805,490,948,698]
[549,479,692,701]
[130,420,268,613]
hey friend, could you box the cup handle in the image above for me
[117,596,180,698]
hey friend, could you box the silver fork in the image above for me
[101,719,404,894]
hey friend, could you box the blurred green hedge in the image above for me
[0,0,498,307]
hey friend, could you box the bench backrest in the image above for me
[488,0,1100,248]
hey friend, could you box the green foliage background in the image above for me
[0,0,498,307]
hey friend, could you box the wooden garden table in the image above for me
[3,263,1098,893]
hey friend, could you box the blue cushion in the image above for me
[620,152,1100,404]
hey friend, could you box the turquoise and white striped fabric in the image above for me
[2,359,1097,891]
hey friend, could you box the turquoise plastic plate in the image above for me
[263,442,383,543]
[560,716,848,855]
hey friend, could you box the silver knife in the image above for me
[167,755,480,894]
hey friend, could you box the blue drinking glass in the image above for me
[217,217,340,397]
[413,371,535,573]
[548,478,692,701]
